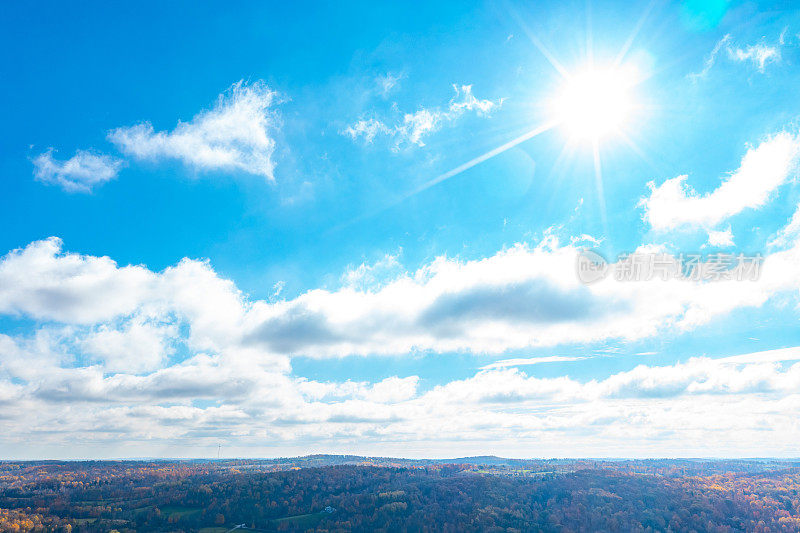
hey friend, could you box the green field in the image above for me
[71,518,129,527]
[273,512,325,528]
[160,505,204,518]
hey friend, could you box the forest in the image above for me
[1,457,800,532]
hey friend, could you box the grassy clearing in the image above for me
[273,512,325,528]
[160,505,203,518]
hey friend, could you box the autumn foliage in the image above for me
[1,458,800,531]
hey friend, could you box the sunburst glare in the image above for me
[550,64,639,142]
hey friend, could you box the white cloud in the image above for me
[717,346,800,365]
[80,317,177,374]
[425,354,800,406]
[242,234,800,357]
[769,202,800,248]
[343,84,501,148]
[2,209,800,454]
[690,34,783,78]
[388,353,800,456]
[297,376,419,404]
[11,343,800,456]
[728,41,781,72]
[0,238,250,360]
[3,232,800,363]
[376,72,403,96]
[480,356,589,370]
[688,34,731,80]
[641,132,800,231]
[398,108,441,147]
[108,80,278,179]
[448,84,499,115]
[3,256,800,456]
[342,118,390,144]
[0,238,154,324]
[32,149,122,193]
[340,253,402,291]
[707,226,734,247]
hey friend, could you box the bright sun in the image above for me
[551,65,638,141]
[409,61,647,205]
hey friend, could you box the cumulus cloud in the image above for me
[2,208,800,453]
[9,339,800,456]
[31,354,274,404]
[297,376,419,404]
[242,241,628,357]
[108,80,278,179]
[343,84,501,148]
[425,354,800,406]
[242,234,800,357]
[4,227,800,451]
[3,232,799,362]
[340,253,402,291]
[384,352,800,456]
[32,149,122,193]
[641,132,800,231]
[80,317,177,374]
[0,238,154,324]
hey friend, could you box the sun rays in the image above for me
[332,3,656,236]
[401,12,652,226]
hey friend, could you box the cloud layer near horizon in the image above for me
[1,199,800,456]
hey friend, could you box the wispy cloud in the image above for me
[716,346,800,365]
[690,33,785,79]
[32,149,123,193]
[109,80,279,180]
[480,355,589,370]
[707,226,734,247]
[729,41,781,72]
[341,118,391,144]
[376,72,403,96]
[769,202,800,248]
[688,34,731,80]
[343,84,501,149]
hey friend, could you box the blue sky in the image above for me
[3,0,800,458]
